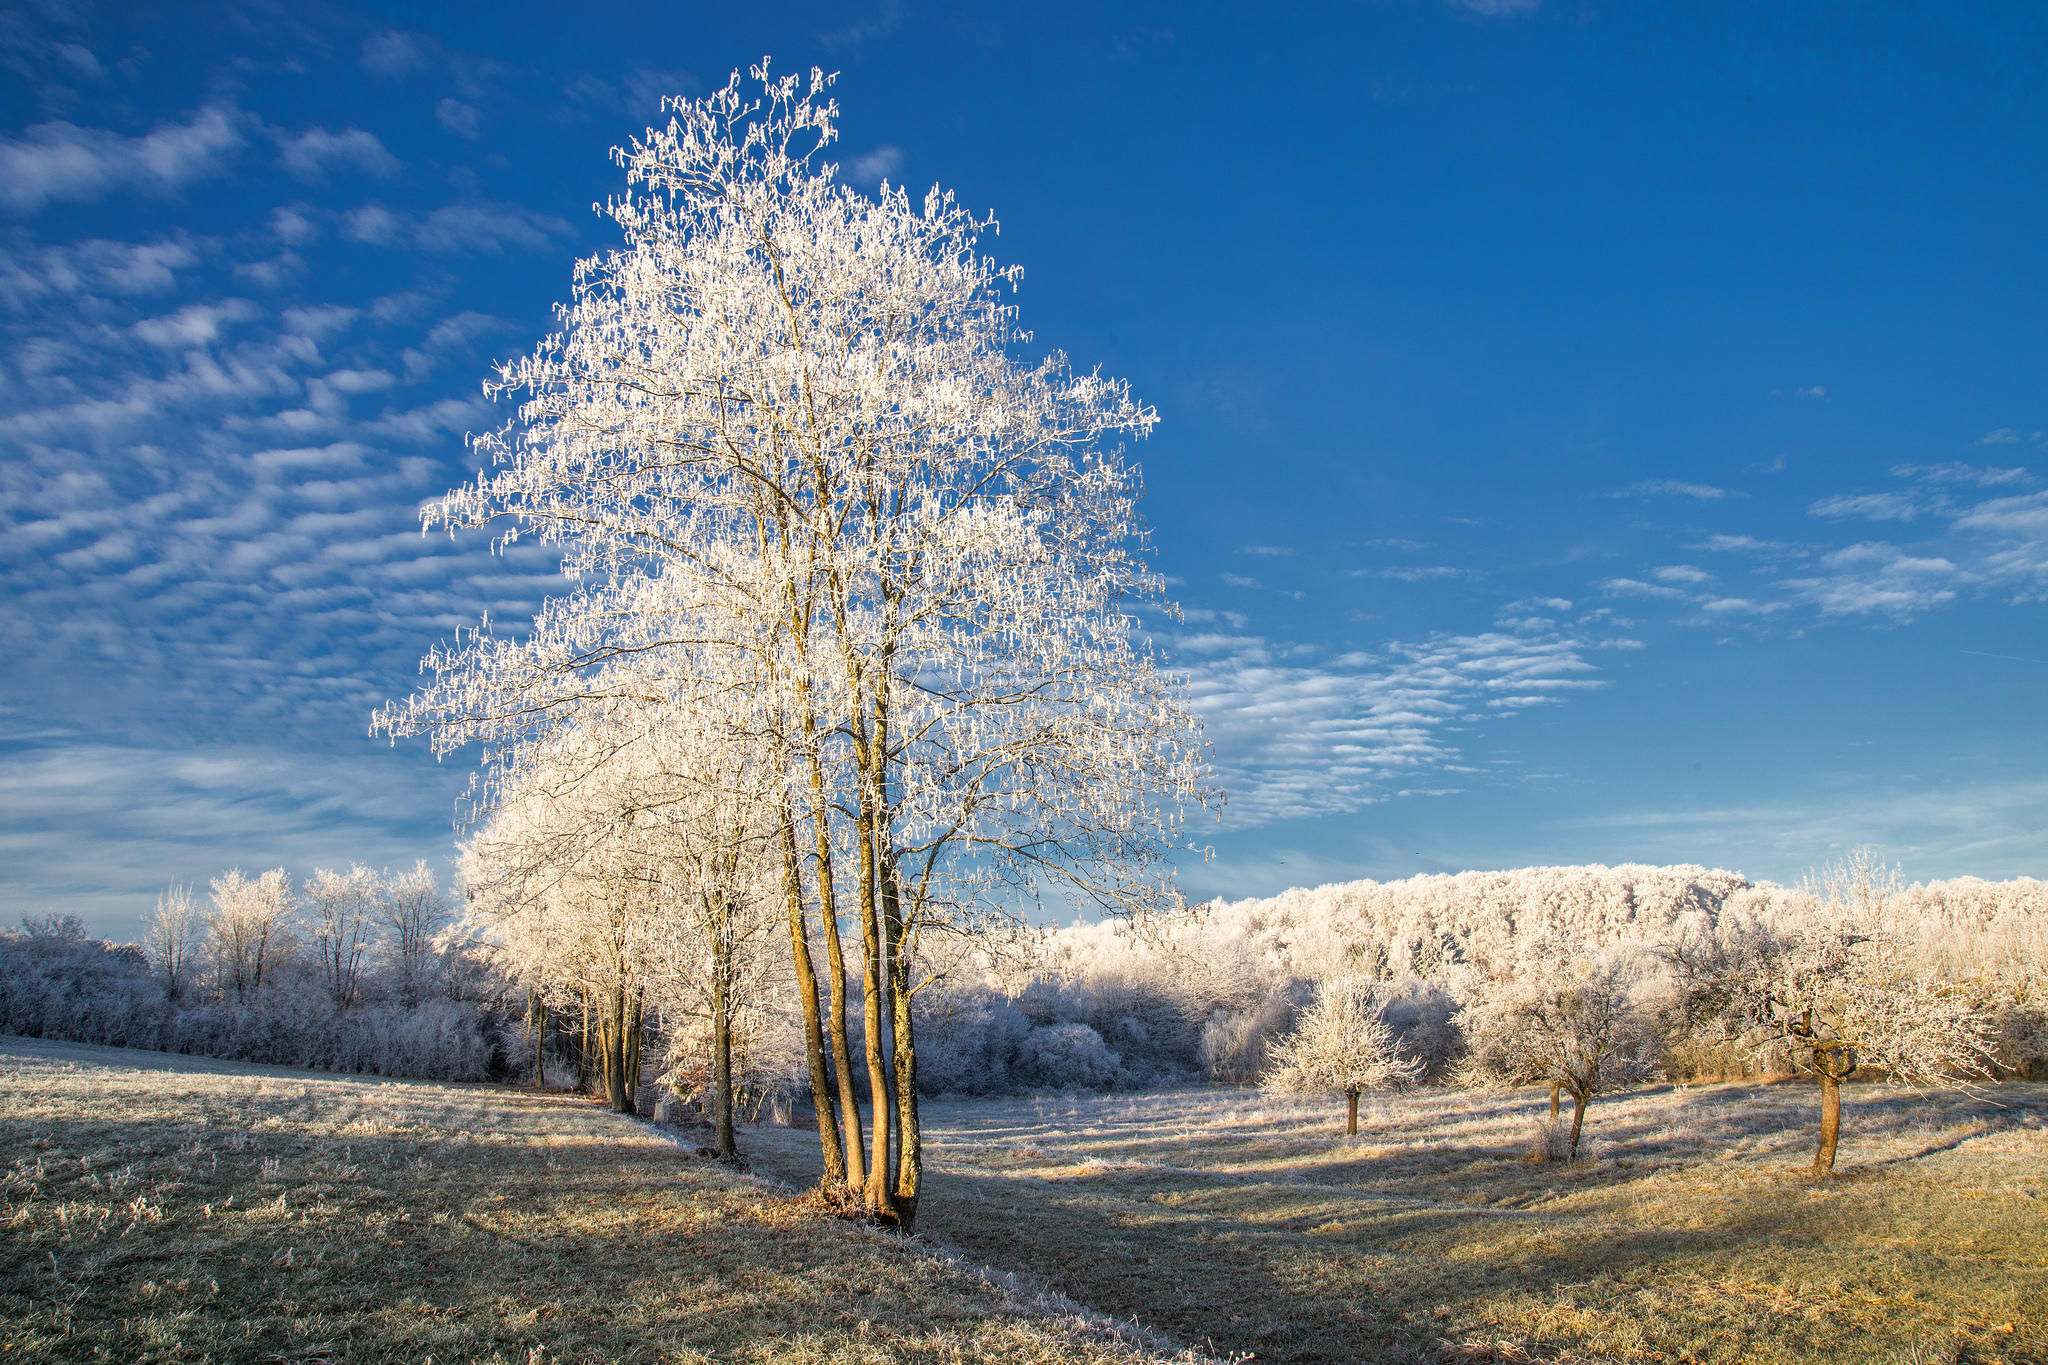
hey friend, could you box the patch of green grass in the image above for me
[0,1038,1192,1364]
[748,1083,2048,1365]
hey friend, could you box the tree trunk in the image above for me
[851,720,895,1221]
[1548,1081,1562,1120]
[1568,1092,1588,1157]
[711,929,738,1161]
[807,724,866,1195]
[531,992,547,1088]
[577,988,591,1094]
[1346,1087,1360,1136]
[604,986,629,1113]
[624,987,643,1110]
[1813,1072,1842,1176]
[781,812,844,1186]
[886,865,920,1232]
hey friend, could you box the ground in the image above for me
[745,1081,2048,1365]
[0,1037,1184,1365]
[5,1039,2045,1364]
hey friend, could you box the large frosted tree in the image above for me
[376,62,1210,1228]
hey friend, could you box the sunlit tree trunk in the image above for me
[710,919,737,1160]
[1345,1087,1361,1136]
[801,682,864,1195]
[781,811,845,1186]
[1814,1073,1842,1175]
[884,859,921,1231]
[848,686,895,1220]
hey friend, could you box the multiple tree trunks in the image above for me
[373,67,1202,1241]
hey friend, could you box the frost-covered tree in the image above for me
[306,865,377,1011]
[374,62,1208,1228]
[1459,934,1657,1158]
[1265,974,1421,1135]
[206,867,293,1003]
[1737,852,1996,1175]
[379,861,448,1008]
[143,884,206,1002]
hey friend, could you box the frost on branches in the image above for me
[1457,933,1658,1159]
[1731,852,1996,1175]
[373,62,1211,1228]
[1264,974,1421,1135]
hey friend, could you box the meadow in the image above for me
[6,1035,2046,1365]
[0,1037,1184,1365]
[745,1080,2048,1365]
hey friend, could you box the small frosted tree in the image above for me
[1265,974,1421,1135]
[206,868,294,1003]
[306,865,377,1010]
[143,884,207,1002]
[378,861,448,1007]
[1460,934,1657,1158]
[1740,852,1995,1176]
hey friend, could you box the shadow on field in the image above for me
[724,1082,2048,1365]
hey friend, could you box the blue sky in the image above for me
[3,1,2044,939]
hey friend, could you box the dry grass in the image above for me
[747,1081,2048,1365]
[0,1037,1202,1364]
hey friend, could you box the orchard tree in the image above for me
[1460,934,1658,1158]
[375,62,1210,1229]
[1740,852,1995,1176]
[1265,974,1421,1135]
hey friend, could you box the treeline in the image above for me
[732,860,2046,1104]
[0,863,509,1081]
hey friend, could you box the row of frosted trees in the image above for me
[375,66,1209,1229]
[142,862,449,1011]
[0,862,507,1080]
[1042,854,2030,1175]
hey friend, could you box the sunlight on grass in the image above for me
[747,1081,2048,1364]
[0,1038,1202,1364]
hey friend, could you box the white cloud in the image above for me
[847,145,905,186]
[1599,577,1687,599]
[131,300,260,349]
[0,236,202,308]
[278,127,399,180]
[1651,564,1711,584]
[0,105,243,213]
[360,30,433,79]
[1891,461,2031,487]
[435,99,483,140]
[1781,543,1963,617]
[1808,491,1921,521]
[1616,478,1733,501]
[1180,622,1604,827]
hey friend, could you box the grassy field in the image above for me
[0,1037,1194,1365]
[746,1080,2048,1365]
[7,1037,2045,1365]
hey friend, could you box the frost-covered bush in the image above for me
[1021,1022,1127,1090]
[0,913,510,1083]
[914,988,1031,1094]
